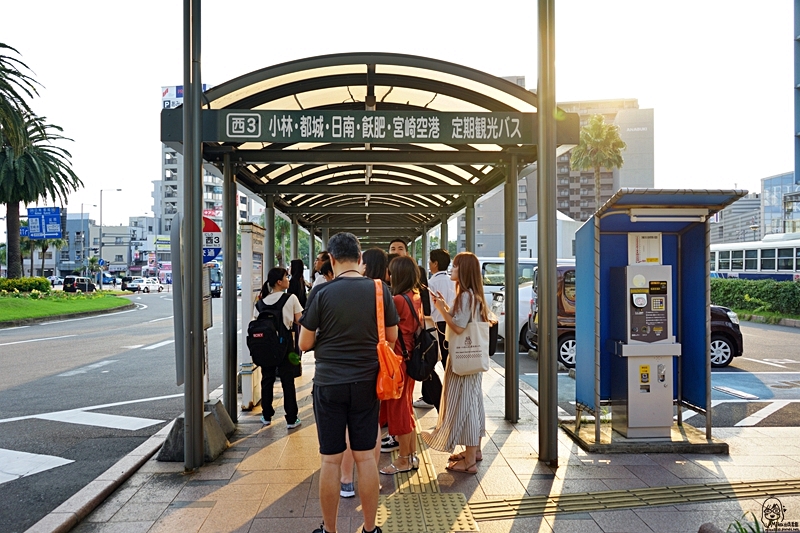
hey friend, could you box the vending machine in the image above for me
[609,234,682,438]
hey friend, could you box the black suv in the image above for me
[528,265,744,368]
[63,276,96,293]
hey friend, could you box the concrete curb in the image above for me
[0,301,136,329]
[23,420,175,533]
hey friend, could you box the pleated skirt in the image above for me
[422,354,485,453]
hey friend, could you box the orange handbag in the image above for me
[374,279,404,401]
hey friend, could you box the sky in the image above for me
[0,0,794,229]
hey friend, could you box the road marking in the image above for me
[0,325,30,331]
[0,393,183,425]
[58,360,117,377]
[740,357,790,369]
[39,307,140,325]
[34,411,164,430]
[0,334,76,347]
[712,386,759,400]
[142,340,175,350]
[121,345,144,349]
[735,400,792,426]
[0,448,73,486]
[148,315,174,323]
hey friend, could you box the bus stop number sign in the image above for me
[202,216,222,263]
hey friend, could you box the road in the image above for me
[0,292,234,533]
[493,321,800,429]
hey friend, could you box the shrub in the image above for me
[711,278,800,315]
[0,277,51,293]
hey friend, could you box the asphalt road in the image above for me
[493,320,800,429]
[0,292,232,533]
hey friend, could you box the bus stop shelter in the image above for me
[161,50,579,468]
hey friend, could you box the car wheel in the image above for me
[519,323,536,351]
[710,334,734,367]
[144,287,150,293]
[158,286,163,292]
[557,333,576,369]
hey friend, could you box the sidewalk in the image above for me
[40,358,800,533]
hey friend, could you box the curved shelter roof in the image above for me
[162,52,579,247]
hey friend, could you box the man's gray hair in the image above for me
[327,232,361,262]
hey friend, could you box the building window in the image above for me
[240,210,247,219]
[115,237,123,244]
[115,255,124,262]
[93,237,99,245]
[477,243,484,248]
[240,197,247,205]
[477,230,483,235]
[60,251,70,261]
[519,185,527,193]
[518,212,527,220]
[520,235,528,252]
[519,199,527,206]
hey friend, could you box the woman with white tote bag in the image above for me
[422,252,489,475]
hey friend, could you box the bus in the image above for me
[710,233,800,281]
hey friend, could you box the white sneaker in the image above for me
[413,397,434,409]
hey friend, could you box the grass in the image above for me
[731,307,800,324]
[0,292,131,322]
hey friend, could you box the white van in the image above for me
[477,257,539,303]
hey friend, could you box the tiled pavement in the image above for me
[35,358,800,533]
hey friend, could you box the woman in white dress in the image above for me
[422,252,487,474]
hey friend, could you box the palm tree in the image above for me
[88,256,99,279]
[39,237,66,277]
[0,116,82,278]
[0,43,40,154]
[570,114,627,210]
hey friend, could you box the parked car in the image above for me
[46,276,63,286]
[527,265,744,368]
[120,276,133,291]
[63,276,95,293]
[141,278,164,293]
[125,277,146,292]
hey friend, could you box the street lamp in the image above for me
[80,203,96,277]
[749,224,759,242]
[99,189,122,289]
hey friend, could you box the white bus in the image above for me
[710,233,800,281]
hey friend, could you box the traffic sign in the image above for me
[202,216,222,263]
[98,258,106,266]
[27,207,62,239]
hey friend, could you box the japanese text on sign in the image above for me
[220,110,534,145]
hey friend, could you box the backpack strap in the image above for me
[401,293,422,331]
[257,292,291,318]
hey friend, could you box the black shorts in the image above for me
[312,381,379,455]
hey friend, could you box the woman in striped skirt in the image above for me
[422,252,486,474]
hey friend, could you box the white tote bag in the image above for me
[447,299,490,376]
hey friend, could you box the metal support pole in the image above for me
[421,226,428,267]
[440,215,449,253]
[309,226,316,283]
[321,227,329,250]
[222,154,237,423]
[99,192,103,289]
[465,196,476,253]
[183,0,204,471]
[504,156,520,423]
[265,196,275,268]
[537,0,558,466]
[290,215,299,260]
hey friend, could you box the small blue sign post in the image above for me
[27,207,62,239]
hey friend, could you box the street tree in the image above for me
[0,116,82,278]
[0,43,39,154]
[570,114,626,209]
[39,237,66,277]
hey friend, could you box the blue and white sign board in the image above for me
[19,226,29,237]
[27,207,62,239]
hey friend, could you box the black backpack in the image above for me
[247,293,292,368]
[398,293,440,381]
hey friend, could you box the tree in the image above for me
[87,256,99,277]
[39,237,66,276]
[0,115,82,278]
[0,43,39,154]
[570,114,627,210]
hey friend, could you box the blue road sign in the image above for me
[98,258,106,266]
[27,207,62,239]
[20,226,29,237]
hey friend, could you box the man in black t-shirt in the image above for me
[299,232,398,533]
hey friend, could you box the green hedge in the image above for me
[0,277,52,293]
[710,278,800,315]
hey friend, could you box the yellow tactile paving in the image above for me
[469,478,800,520]
[376,493,479,533]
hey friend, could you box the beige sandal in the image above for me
[448,452,482,462]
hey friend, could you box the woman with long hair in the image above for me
[422,252,487,474]
[362,247,389,282]
[379,256,421,475]
[255,267,304,428]
[287,259,307,361]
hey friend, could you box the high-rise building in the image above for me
[457,97,654,255]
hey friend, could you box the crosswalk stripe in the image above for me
[34,410,164,430]
[58,360,117,377]
[0,448,73,486]
[735,400,792,427]
[142,340,174,350]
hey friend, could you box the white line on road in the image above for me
[57,360,117,377]
[121,345,144,349]
[148,315,174,323]
[142,340,174,350]
[0,325,30,331]
[40,307,140,325]
[0,334,76,347]
[34,411,163,430]
[735,400,792,427]
[0,393,183,425]
[740,357,789,369]
[0,448,73,486]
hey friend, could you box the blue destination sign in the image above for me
[26,207,62,239]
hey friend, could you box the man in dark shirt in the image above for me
[299,232,398,533]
